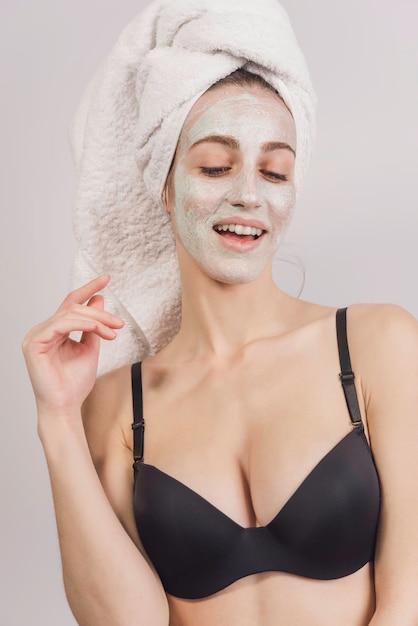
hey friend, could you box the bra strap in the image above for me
[131,362,145,463]
[336,308,363,429]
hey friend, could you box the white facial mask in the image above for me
[169,89,297,284]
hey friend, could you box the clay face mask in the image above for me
[168,87,297,284]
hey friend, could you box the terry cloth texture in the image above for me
[68,0,317,375]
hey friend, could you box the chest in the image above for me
[130,328,380,600]
[135,347,366,529]
[132,363,380,600]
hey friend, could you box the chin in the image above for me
[200,260,269,285]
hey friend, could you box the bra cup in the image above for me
[134,428,381,599]
[265,427,381,577]
[134,464,240,579]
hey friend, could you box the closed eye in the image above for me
[200,167,288,182]
[260,170,288,182]
[200,167,231,177]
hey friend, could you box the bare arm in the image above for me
[22,276,169,626]
[351,304,418,625]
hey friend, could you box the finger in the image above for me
[80,313,119,347]
[58,275,110,310]
[29,317,117,350]
[58,303,124,328]
[80,319,103,349]
[86,294,105,311]
[85,294,105,312]
[80,295,106,349]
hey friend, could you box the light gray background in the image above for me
[2,1,417,624]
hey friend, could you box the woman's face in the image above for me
[163,84,297,284]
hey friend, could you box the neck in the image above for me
[172,254,290,362]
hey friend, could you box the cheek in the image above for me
[173,170,224,217]
[268,185,296,224]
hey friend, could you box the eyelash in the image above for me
[262,171,288,182]
[201,167,230,177]
[200,167,288,182]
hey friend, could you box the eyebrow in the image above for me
[189,134,296,156]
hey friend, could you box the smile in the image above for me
[213,224,265,240]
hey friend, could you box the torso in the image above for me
[114,301,378,625]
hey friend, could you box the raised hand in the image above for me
[22,275,124,417]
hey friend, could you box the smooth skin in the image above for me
[23,275,169,626]
[23,85,418,625]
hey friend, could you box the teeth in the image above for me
[214,224,264,236]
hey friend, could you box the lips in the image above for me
[212,224,267,253]
[212,217,268,246]
[213,224,264,239]
[214,217,268,232]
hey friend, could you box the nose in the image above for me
[226,168,262,210]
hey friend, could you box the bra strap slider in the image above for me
[339,371,355,384]
[338,370,363,428]
[132,420,145,462]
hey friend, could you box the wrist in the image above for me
[36,395,84,417]
[37,407,85,446]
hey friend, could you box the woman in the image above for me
[22,1,418,625]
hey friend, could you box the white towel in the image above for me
[68,0,317,375]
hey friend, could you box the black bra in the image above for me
[132,308,381,599]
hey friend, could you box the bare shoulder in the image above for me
[347,301,417,334]
[345,302,418,371]
[345,302,418,434]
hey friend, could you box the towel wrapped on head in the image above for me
[68,0,317,375]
